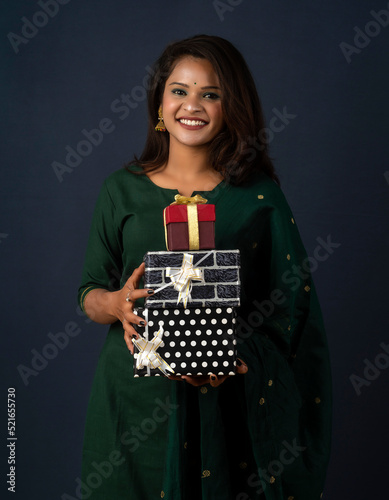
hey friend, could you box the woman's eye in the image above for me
[171,88,187,96]
[203,92,220,100]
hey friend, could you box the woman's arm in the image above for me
[83,263,154,354]
[83,288,120,324]
[77,179,150,353]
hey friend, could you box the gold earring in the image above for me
[155,106,166,132]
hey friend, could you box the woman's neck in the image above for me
[165,142,211,181]
[148,141,223,197]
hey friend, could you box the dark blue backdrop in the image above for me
[1,1,388,498]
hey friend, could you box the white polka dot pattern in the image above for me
[132,307,237,376]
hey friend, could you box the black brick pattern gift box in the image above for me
[144,250,241,309]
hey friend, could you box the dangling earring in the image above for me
[155,106,166,132]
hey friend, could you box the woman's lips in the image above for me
[177,118,208,129]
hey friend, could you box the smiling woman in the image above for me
[162,58,224,149]
[132,34,277,189]
[78,35,332,500]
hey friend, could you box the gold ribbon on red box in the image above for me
[164,194,208,250]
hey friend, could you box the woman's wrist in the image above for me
[84,289,120,324]
[100,289,120,322]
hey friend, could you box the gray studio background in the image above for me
[1,0,388,499]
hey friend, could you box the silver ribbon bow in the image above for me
[132,323,175,376]
[166,253,204,308]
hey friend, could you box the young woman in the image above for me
[78,35,332,500]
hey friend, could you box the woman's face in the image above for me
[161,57,224,149]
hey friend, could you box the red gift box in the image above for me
[163,202,215,251]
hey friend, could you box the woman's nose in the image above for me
[183,94,202,112]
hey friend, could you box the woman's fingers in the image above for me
[179,374,226,387]
[209,374,228,387]
[123,320,139,354]
[125,287,154,303]
[131,261,145,287]
[121,308,146,332]
[122,307,150,353]
[125,263,153,298]
[170,374,227,387]
[120,263,157,353]
[173,358,248,387]
[180,375,209,386]
[123,263,154,304]
[236,358,248,375]
[123,331,135,354]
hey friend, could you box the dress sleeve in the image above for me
[77,180,123,311]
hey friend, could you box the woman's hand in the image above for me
[168,358,248,387]
[110,262,154,354]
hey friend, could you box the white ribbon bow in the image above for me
[132,323,175,376]
[166,253,204,308]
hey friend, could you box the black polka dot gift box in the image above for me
[132,307,237,377]
[144,250,241,309]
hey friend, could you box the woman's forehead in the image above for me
[166,57,219,84]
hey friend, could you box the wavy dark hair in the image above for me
[128,34,279,185]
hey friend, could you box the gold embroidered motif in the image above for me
[252,242,258,248]
[201,470,211,478]
[259,397,265,405]
[291,218,295,224]
[200,387,208,394]
[239,462,247,469]
[257,195,264,199]
[268,379,273,386]
[287,254,291,260]
[304,285,311,292]
[270,476,275,484]
[315,397,321,404]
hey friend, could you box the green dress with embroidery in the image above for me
[78,166,332,500]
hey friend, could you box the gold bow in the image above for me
[170,194,208,206]
[166,253,204,308]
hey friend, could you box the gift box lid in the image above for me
[164,204,215,224]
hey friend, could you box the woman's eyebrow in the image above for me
[201,86,221,90]
[168,82,189,87]
[168,82,221,90]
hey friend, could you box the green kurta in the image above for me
[78,166,332,500]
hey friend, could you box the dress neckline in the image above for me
[143,171,227,200]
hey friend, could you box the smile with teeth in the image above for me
[178,118,207,126]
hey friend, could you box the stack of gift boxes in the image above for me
[132,195,241,377]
